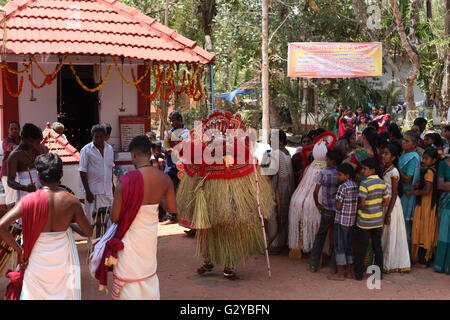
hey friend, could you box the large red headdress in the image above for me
[177,112,256,180]
[301,131,337,166]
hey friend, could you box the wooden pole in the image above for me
[261,0,270,143]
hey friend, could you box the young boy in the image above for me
[327,163,358,281]
[354,158,389,281]
[309,149,343,272]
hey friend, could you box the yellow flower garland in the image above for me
[0,61,33,75]
[111,56,152,86]
[67,57,113,93]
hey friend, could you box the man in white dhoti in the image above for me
[0,153,93,300]
[79,124,114,234]
[95,136,176,300]
[7,123,47,202]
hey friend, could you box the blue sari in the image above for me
[399,152,420,239]
[435,158,450,274]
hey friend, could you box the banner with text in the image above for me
[287,42,382,78]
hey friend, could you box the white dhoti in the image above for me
[113,204,159,300]
[1,176,17,206]
[83,194,113,226]
[16,170,41,202]
[20,230,81,300]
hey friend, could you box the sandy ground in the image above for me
[0,223,449,300]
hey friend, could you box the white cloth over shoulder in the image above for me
[16,169,41,201]
[89,223,118,278]
[113,204,160,300]
[21,230,81,300]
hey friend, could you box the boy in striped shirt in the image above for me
[354,158,389,281]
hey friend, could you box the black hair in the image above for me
[129,135,151,155]
[362,127,379,161]
[413,117,427,127]
[425,133,444,148]
[326,149,343,166]
[340,132,355,145]
[379,106,386,112]
[102,123,112,135]
[378,132,389,150]
[403,130,419,147]
[361,157,381,177]
[387,123,402,140]
[21,123,42,140]
[418,147,440,208]
[301,135,312,144]
[337,163,355,179]
[311,128,326,140]
[368,120,379,131]
[383,142,402,170]
[8,121,20,128]
[35,153,63,183]
[91,124,107,135]
[278,129,287,146]
[443,124,450,132]
[169,111,183,121]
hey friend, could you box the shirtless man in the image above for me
[7,123,48,201]
[95,135,176,299]
[0,153,92,299]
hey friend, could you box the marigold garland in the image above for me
[131,67,161,100]
[111,56,152,86]
[1,54,205,102]
[0,62,33,75]
[2,68,24,98]
[31,56,65,80]
[67,58,113,93]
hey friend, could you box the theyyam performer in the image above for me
[176,112,275,279]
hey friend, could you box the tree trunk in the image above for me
[442,0,450,111]
[389,0,421,111]
[261,0,270,143]
[302,80,308,129]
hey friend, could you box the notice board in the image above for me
[119,116,147,152]
[287,42,382,78]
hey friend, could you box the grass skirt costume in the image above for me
[176,112,274,268]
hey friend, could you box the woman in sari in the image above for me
[435,156,450,274]
[332,105,344,138]
[347,127,379,182]
[399,130,421,241]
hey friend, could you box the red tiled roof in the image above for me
[42,122,80,164]
[2,0,215,64]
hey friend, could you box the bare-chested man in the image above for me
[94,135,176,300]
[0,153,92,300]
[7,123,48,201]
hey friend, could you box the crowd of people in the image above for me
[0,106,448,300]
[267,108,450,282]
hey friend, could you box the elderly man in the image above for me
[51,122,67,141]
[0,153,92,300]
[79,124,114,232]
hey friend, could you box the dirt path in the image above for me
[1,224,449,300]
